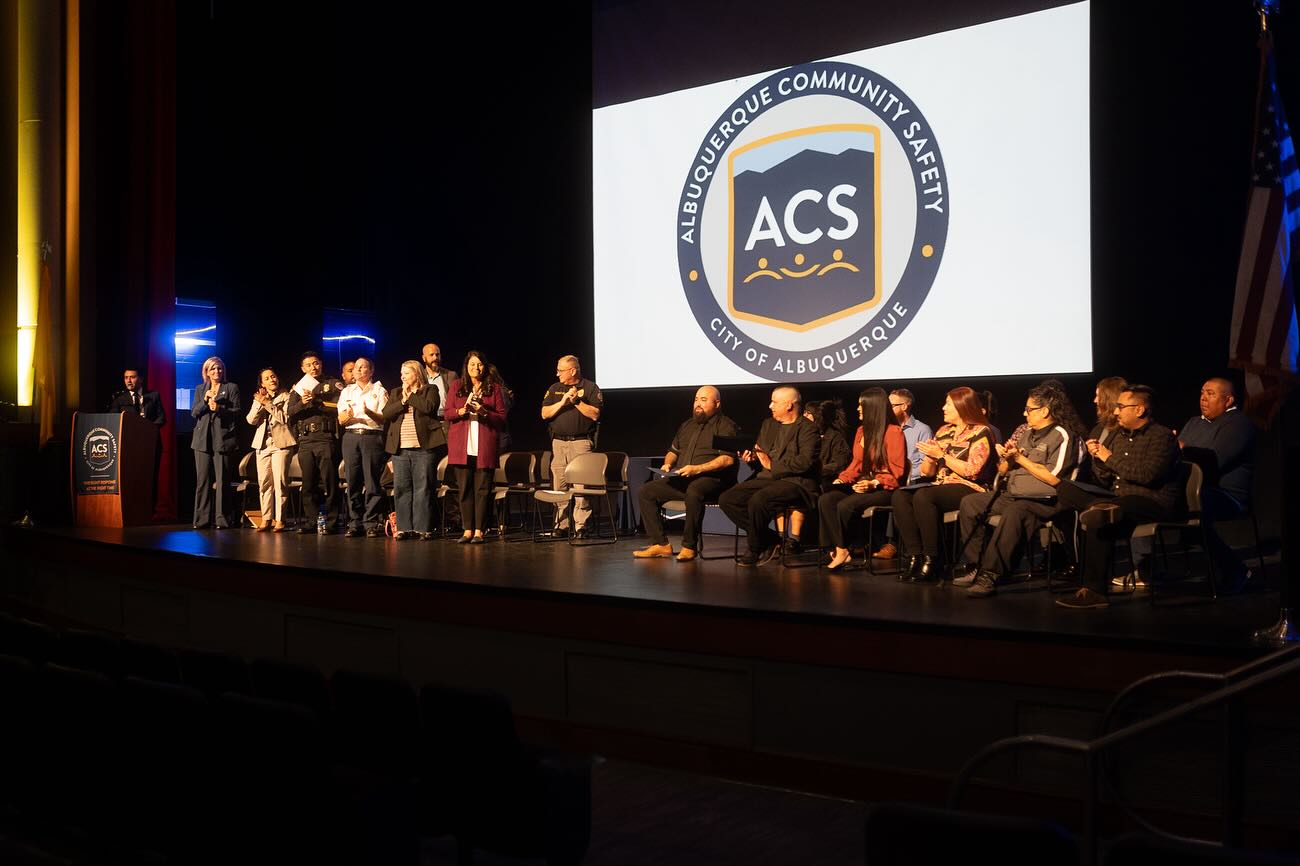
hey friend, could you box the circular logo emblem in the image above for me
[677,60,948,380]
[82,426,118,473]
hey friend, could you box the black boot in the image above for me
[913,555,938,583]
[899,554,919,581]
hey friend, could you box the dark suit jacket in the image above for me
[382,385,446,453]
[108,389,166,426]
[190,383,242,454]
[751,416,822,506]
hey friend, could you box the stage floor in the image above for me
[28,523,1283,656]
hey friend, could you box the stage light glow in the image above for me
[323,333,377,344]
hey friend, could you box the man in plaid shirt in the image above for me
[1052,385,1182,609]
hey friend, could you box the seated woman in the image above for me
[779,399,852,553]
[817,388,907,570]
[382,360,446,540]
[445,350,507,544]
[246,367,297,531]
[889,386,997,582]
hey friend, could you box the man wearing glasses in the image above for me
[541,355,604,538]
[1053,385,1181,609]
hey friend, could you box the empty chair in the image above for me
[420,683,591,866]
[180,646,251,699]
[0,616,57,663]
[249,657,332,720]
[56,627,122,679]
[214,692,345,865]
[863,802,1078,866]
[533,451,616,544]
[122,637,183,684]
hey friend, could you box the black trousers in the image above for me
[957,492,1062,577]
[890,483,980,559]
[342,431,387,529]
[718,478,809,556]
[817,487,894,549]
[453,456,494,532]
[297,439,340,525]
[638,475,727,549]
[1055,481,1172,594]
[193,449,236,528]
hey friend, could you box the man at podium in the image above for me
[107,367,165,426]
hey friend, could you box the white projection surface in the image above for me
[593,1,1090,389]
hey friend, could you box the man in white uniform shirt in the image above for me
[337,357,388,537]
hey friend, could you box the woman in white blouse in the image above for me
[246,367,297,531]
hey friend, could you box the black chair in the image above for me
[249,657,333,720]
[56,627,122,679]
[0,615,57,663]
[863,801,1078,866]
[1104,832,1300,865]
[420,683,592,866]
[180,646,251,699]
[122,637,183,684]
[215,692,344,865]
[35,663,121,840]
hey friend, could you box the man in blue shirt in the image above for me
[872,389,934,561]
[1178,378,1258,592]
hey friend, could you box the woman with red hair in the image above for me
[889,387,997,582]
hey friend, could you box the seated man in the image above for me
[1053,385,1182,610]
[954,384,1082,598]
[632,386,741,562]
[1176,377,1257,592]
[718,386,821,566]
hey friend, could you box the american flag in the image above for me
[1229,32,1300,416]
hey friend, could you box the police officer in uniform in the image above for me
[286,351,344,533]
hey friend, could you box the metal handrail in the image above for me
[947,648,1300,865]
[1093,643,1300,850]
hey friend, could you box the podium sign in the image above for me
[71,412,157,527]
[74,414,122,496]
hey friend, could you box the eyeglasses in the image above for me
[1023,405,1047,413]
[1115,402,1142,410]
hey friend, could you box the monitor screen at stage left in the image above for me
[592,1,1090,389]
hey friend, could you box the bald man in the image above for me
[421,342,456,422]
[633,386,741,562]
[1176,377,1258,591]
[718,386,821,566]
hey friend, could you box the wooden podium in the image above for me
[71,412,159,527]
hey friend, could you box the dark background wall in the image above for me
[84,0,1298,497]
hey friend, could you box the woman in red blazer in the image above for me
[444,350,508,544]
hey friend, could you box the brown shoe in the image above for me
[872,543,898,560]
[255,521,272,532]
[633,543,674,558]
[676,547,698,562]
[272,520,286,532]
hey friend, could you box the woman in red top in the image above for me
[817,388,908,570]
[890,386,997,581]
[444,350,507,544]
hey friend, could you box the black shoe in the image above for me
[457,535,472,544]
[913,555,938,583]
[344,526,362,538]
[782,538,803,557]
[573,527,589,540]
[469,536,486,545]
[365,526,382,538]
[736,553,759,567]
[899,554,919,581]
[297,525,314,535]
[756,543,783,566]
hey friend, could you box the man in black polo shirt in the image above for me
[718,386,821,566]
[633,386,741,562]
[1054,385,1182,609]
[541,355,604,537]
[286,351,345,533]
